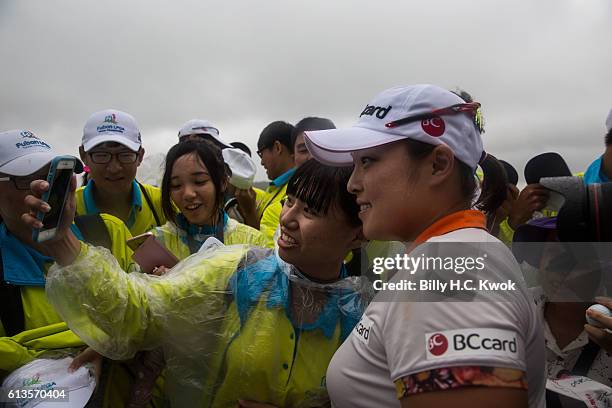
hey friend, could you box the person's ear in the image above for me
[429,145,455,186]
[136,148,145,166]
[78,146,88,164]
[272,140,283,155]
[79,145,89,162]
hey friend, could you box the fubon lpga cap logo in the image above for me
[421,117,445,137]
[427,333,448,356]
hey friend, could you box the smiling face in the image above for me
[277,195,361,280]
[169,152,219,226]
[348,141,434,242]
[80,142,143,195]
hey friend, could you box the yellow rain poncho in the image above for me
[46,242,372,407]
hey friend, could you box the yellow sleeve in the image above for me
[140,183,167,226]
[0,322,83,372]
[225,219,270,248]
[254,187,268,219]
[497,217,515,247]
[99,213,134,271]
[45,242,246,360]
[74,186,86,216]
[259,201,282,248]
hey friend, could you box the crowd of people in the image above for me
[0,83,611,407]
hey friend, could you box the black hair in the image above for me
[230,141,252,157]
[257,121,294,151]
[161,141,227,225]
[606,129,611,146]
[290,117,336,150]
[402,139,507,215]
[287,158,360,227]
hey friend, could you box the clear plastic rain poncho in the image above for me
[45,242,373,407]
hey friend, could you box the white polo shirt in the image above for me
[326,226,546,407]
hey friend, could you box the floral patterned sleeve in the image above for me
[394,366,527,399]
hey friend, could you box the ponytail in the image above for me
[474,153,507,214]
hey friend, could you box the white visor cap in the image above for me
[304,84,483,170]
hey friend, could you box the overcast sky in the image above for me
[1,0,611,182]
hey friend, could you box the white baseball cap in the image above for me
[1,357,96,407]
[222,147,257,189]
[304,84,484,170]
[178,119,231,148]
[0,130,58,176]
[82,109,142,152]
[606,107,612,133]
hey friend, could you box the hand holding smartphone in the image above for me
[32,156,78,243]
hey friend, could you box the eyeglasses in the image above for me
[89,151,139,164]
[385,102,484,134]
[256,145,272,158]
[0,173,48,190]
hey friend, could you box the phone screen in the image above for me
[40,163,73,231]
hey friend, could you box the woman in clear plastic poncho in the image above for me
[153,140,269,263]
[23,159,371,407]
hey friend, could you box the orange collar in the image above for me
[412,210,486,246]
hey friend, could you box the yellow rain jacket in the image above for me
[0,214,133,367]
[151,216,269,261]
[256,169,296,247]
[45,244,370,407]
[0,214,144,407]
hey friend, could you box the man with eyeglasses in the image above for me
[0,129,138,406]
[75,109,165,236]
[236,121,295,245]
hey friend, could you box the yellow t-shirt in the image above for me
[75,180,165,237]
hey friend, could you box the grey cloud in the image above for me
[1,0,610,181]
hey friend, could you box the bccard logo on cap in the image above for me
[421,117,445,137]
[427,333,449,356]
[360,104,392,119]
[104,114,118,124]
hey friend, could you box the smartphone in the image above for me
[132,235,179,274]
[32,156,77,243]
[126,232,154,251]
